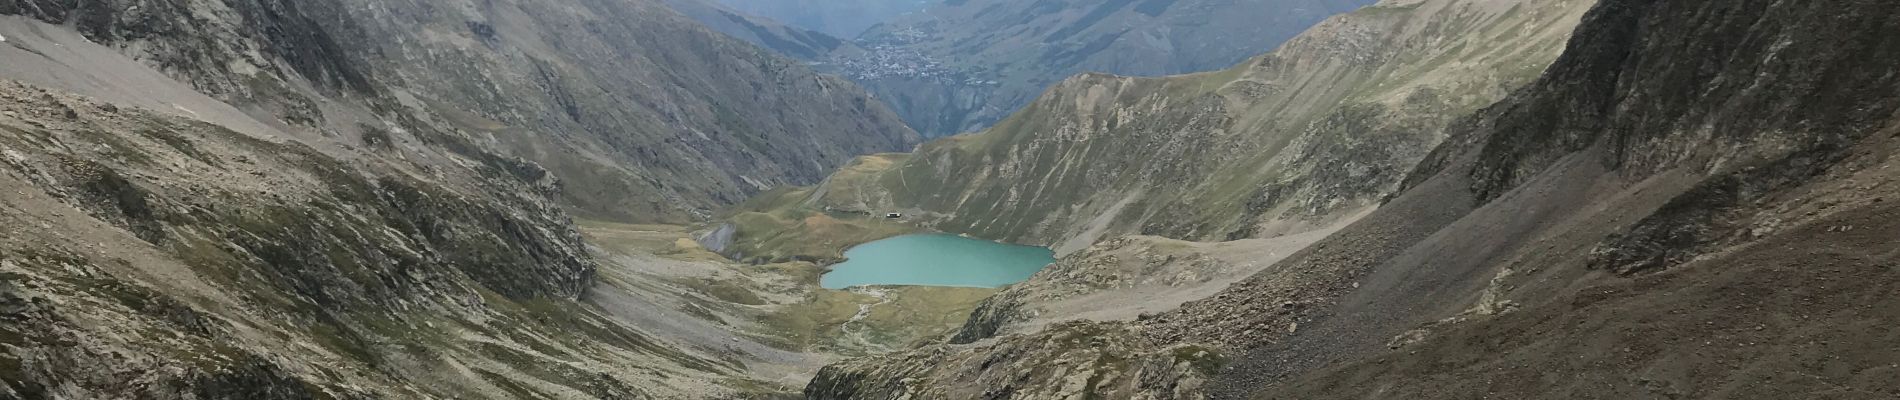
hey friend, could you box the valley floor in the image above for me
[574,221,996,392]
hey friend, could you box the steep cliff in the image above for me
[839,0,1374,136]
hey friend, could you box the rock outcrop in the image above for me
[807,322,1223,400]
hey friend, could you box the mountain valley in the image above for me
[1,0,1897,399]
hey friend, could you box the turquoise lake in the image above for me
[819,234,1056,289]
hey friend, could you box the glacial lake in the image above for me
[819,234,1056,289]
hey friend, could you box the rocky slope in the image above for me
[1236,0,1900,397]
[948,225,1348,345]
[0,79,746,398]
[809,0,1900,398]
[0,0,920,224]
[0,0,936,397]
[839,0,1374,136]
[795,0,1588,254]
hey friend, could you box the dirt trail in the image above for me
[836,288,895,352]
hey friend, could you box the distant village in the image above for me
[831,26,999,86]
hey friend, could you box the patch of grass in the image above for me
[473,370,550,400]
[1083,353,1130,400]
[716,154,924,263]
[721,377,801,399]
[576,220,726,262]
[511,298,725,372]
[680,278,766,306]
[755,289,870,351]
[858,287,997,348]
[1170,345,1227,375]
[757,261,827,286]
[755,286,995,353]
[0,349,24,387]
[726,208,917,263]
[307,318,381,365]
